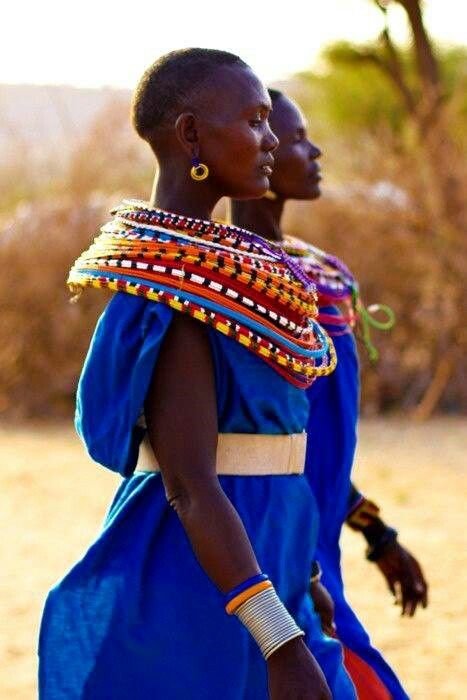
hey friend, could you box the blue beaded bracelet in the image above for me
[225,573,270,604]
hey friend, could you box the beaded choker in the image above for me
[282,235,395,361]
[68,201,336,387]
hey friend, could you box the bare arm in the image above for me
[145,314,332,698]
[144,313,260,592]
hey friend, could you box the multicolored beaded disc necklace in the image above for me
[68,201,337,387]
[283,235,395,361]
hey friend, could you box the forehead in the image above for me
[269,96,306,135]
[200,64,271,118]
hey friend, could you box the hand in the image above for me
[267,637,332,700]
[375,541,428,616]
[310,581,335,636]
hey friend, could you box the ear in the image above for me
[174,113,199,157]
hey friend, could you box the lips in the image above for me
[309,168,322,183]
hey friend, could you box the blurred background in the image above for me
[0,1,465,697]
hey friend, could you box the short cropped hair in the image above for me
[267,88,283,103]
[132,48,248,140]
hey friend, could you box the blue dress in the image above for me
[39,293,356,699]
[305,307,409,699]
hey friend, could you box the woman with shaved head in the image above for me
[38,50,356,699]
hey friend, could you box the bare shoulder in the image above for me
[158,312,213,374]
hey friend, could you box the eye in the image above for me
[249,117,263,127]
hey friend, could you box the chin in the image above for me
[229,178,269,200]
[291,189,321,202]
[306,185,321,201]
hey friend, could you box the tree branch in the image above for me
[379,28,418,114]
[392,0,441,91]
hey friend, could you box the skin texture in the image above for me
[267,96,322,201]
[376,541,428,617]
[310,581,335,636]
[144,63,330,699]
[231,92,428,628]
[150,64,278,219]
[231,93,321,241]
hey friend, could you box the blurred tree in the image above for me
[66,99,153,200]
[1,4,464,419]
[296,0,466,417]
[366,0,466,419]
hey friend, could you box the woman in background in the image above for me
[39,51,356,699]
[231,88,428,699]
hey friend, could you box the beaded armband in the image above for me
[346,490,399,562]
[346,495,381,531]
[366,527,398,562]
[225,574,273,614]
[225,574,304,659]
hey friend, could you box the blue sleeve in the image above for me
[304,306,360,536]
[75,293,174,476]
[346,483,365,519]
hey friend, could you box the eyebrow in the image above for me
[242,101,272,117]
[254,102,272,114]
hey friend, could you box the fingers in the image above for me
[400,586,419,616]
[404,601,417,617]
[399,579,428,616]
[377,544,429,615]
[391,569,427,616]
[410,558,429,609]
[394,549,428,616]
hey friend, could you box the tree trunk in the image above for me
[394,0,441,96]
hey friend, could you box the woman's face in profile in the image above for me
[194,64,279,200]
[268,96,322,201]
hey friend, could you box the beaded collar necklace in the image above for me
[283,235,395,361]
[68,201,337,387]
[115,202,315,292]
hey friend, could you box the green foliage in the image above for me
[438,45,467,93]
[298,41,467,140]
[0,35,465,418]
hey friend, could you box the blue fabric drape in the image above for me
[39,294,356,699]
[305,306,409,699]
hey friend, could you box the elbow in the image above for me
[167,487,191,518]
[165,473,221,520]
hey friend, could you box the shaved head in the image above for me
[132,48,248,141]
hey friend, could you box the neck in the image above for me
[231,196,285,242]
[149,167,219,221]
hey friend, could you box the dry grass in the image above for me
[1,419,465,698]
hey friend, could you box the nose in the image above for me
[309,142,321,160]
[263,122,279,153]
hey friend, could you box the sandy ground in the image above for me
[1,418,466,699]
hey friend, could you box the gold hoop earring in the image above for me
[190,156,209,182]
[263,190,277,200]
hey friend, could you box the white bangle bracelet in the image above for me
[234,586,305,659]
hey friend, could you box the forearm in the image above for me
[169,477,260,592]
[144,314,311,668]
[169,475,307,661]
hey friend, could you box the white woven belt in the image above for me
[136,432,307,476]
